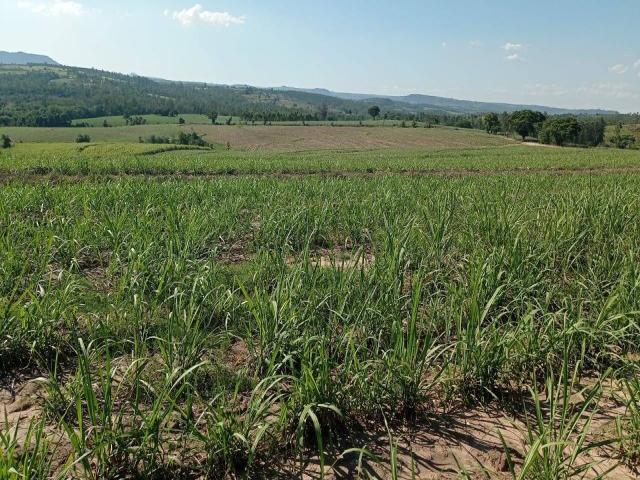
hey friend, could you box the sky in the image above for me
[2,0,640,112]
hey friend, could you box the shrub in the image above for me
[177,130,208,147]
[609,124,637,149]
[1,134,12,149]
[142,135,172,144]
[75,134,91,143]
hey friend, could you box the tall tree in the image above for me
[208,112,218,124]
[539,116,581,146]
[483,113,500,134]
[319,104,329,121]
[508,110,546,141]
[368,105,381,120]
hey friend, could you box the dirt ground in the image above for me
[193,125,515,152]
[2,375,636,479]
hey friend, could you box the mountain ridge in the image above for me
[275,86,617,115]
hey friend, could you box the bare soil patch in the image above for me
[286,246,375,270]
[191,125,515,152]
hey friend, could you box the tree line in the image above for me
[481,110,634,148]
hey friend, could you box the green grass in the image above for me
[1,140,639,478]
[71,113,212,127]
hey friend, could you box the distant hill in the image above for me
[0,51,59,65]
[0,63,622,127]
[0,64,391,126]
[277,87,617,116]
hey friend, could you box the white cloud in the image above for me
[577,82,639,100]
[503,42,523,52]
[164,4,245,27]
[441,42,447,48]
[609,64,629,75]
[634,59,640,69]
[503,43,525,61]
[469,40,482,47]
[17,0,84,16]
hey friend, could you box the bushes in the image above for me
[140,135,172,144]
[137,131,210,147]
[609,124,637,149]
[455,119,474,129]
[1,134,11,149]
[177,130,208,147]
[75,134,91,143]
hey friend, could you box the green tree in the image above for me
[178,117,186,125]
[1,134,11,149]
[208,112,218,124]
[368,105,381,120]
[319,104,329,121]
[508,110,546,141]
[539,116,581,146]
[576,116,606,146]
[455,118,473,129]
[76,134,91,143]
[483,113,500,134]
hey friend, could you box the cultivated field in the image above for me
[1,127,639,479]
[1,125,514,151]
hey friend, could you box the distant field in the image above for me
[71,113,212,127]
[70,116,457,128]
[1,124,515,151]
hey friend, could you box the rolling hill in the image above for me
[0,51,59,65]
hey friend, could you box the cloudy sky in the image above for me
[2,0,640,112]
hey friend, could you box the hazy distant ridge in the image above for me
[0,51,59,65]
[277,87,617,115]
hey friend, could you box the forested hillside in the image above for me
[0,65,422,127]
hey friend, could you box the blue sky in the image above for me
[2,0,640,112]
